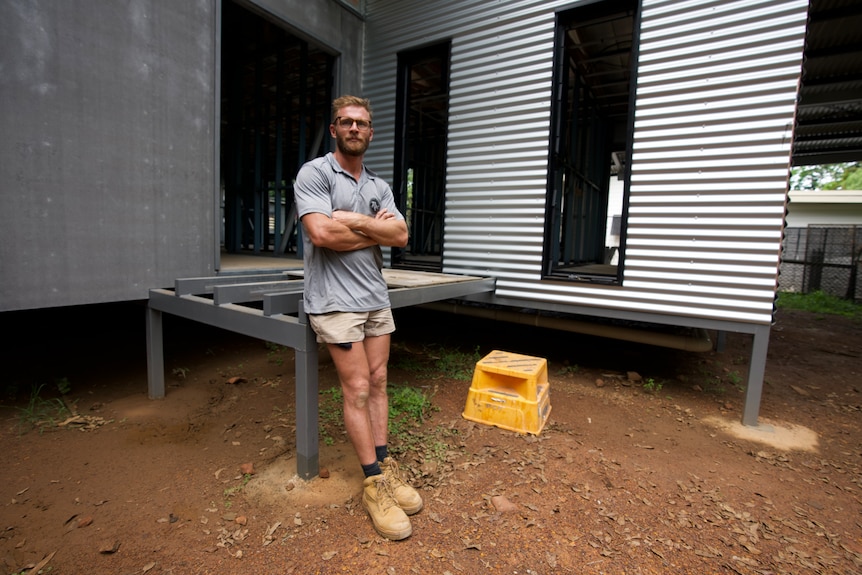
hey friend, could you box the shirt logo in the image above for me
[369,198,381,214]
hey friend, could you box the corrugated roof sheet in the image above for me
[792,0,862,165]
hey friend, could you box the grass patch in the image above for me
[390,353,428,374]
[223,473,253,509]
[315,342,476,467]
[16,382,73,434]
[318,386,344,446]
[316,380,446,464]
[317,383,440,449]
[777,290,861,318]
[430,345,482,381]
[392,344,481,382]
[388,384,438,441]
[642,377,663,394]
[555,364,581,376]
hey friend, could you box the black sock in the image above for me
[375,445,388,462]
[362,461,382,477]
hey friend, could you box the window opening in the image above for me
[544,0,639,283]
[393,42,451,272]
[220,0,333,257]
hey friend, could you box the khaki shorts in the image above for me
[308,308,396,344]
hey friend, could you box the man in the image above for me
[293,95,422,541]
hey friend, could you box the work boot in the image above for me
[380,457,423,515]
[362,474,412,540]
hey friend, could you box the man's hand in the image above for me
[332,209,407,248]
[332,209,395,228]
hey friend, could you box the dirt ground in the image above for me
[1,302,860,575]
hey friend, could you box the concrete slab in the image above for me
[702,415,819,453]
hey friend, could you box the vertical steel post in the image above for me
[295,302,319,479]
[253,51,264,254]
[146,304,166,399]
[742,324,771,427]
[274,46,285,255]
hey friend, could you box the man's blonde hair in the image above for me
[332,95,372,122]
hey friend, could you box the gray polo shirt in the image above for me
[294,153,405,315]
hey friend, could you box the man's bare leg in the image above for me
[328,337,383,466]
[328,334,411,540]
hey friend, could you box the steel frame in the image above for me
[147,267,774,482]
[146,270,496,479]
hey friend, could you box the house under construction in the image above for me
[2,0,861,476]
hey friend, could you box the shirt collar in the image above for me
[326,152,377,180]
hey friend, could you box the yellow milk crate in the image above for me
[462,350,551,435]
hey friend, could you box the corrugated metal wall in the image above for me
[363,0,809,326]
[626,0,809,324]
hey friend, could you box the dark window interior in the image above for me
[392,42,451,272]
[544,0,639,283]
[220,0,333,257]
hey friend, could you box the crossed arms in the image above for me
[300,209,408,252]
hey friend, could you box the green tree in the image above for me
[790,162,861,190]
[840,166,862,190]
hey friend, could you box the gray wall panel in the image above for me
[1,0,217,311]
[0,0,364,312]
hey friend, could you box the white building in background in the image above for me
[785,190,862,227]
[780,190,862,298]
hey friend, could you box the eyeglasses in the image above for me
[334,116,372,131]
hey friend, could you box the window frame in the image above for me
[542,0,642,285]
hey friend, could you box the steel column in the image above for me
[295,303,319,479]
[742,324,772,427]
[146,305,165,399]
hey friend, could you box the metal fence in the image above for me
[779,225,862,301]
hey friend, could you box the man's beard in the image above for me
[336,135,369,157]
